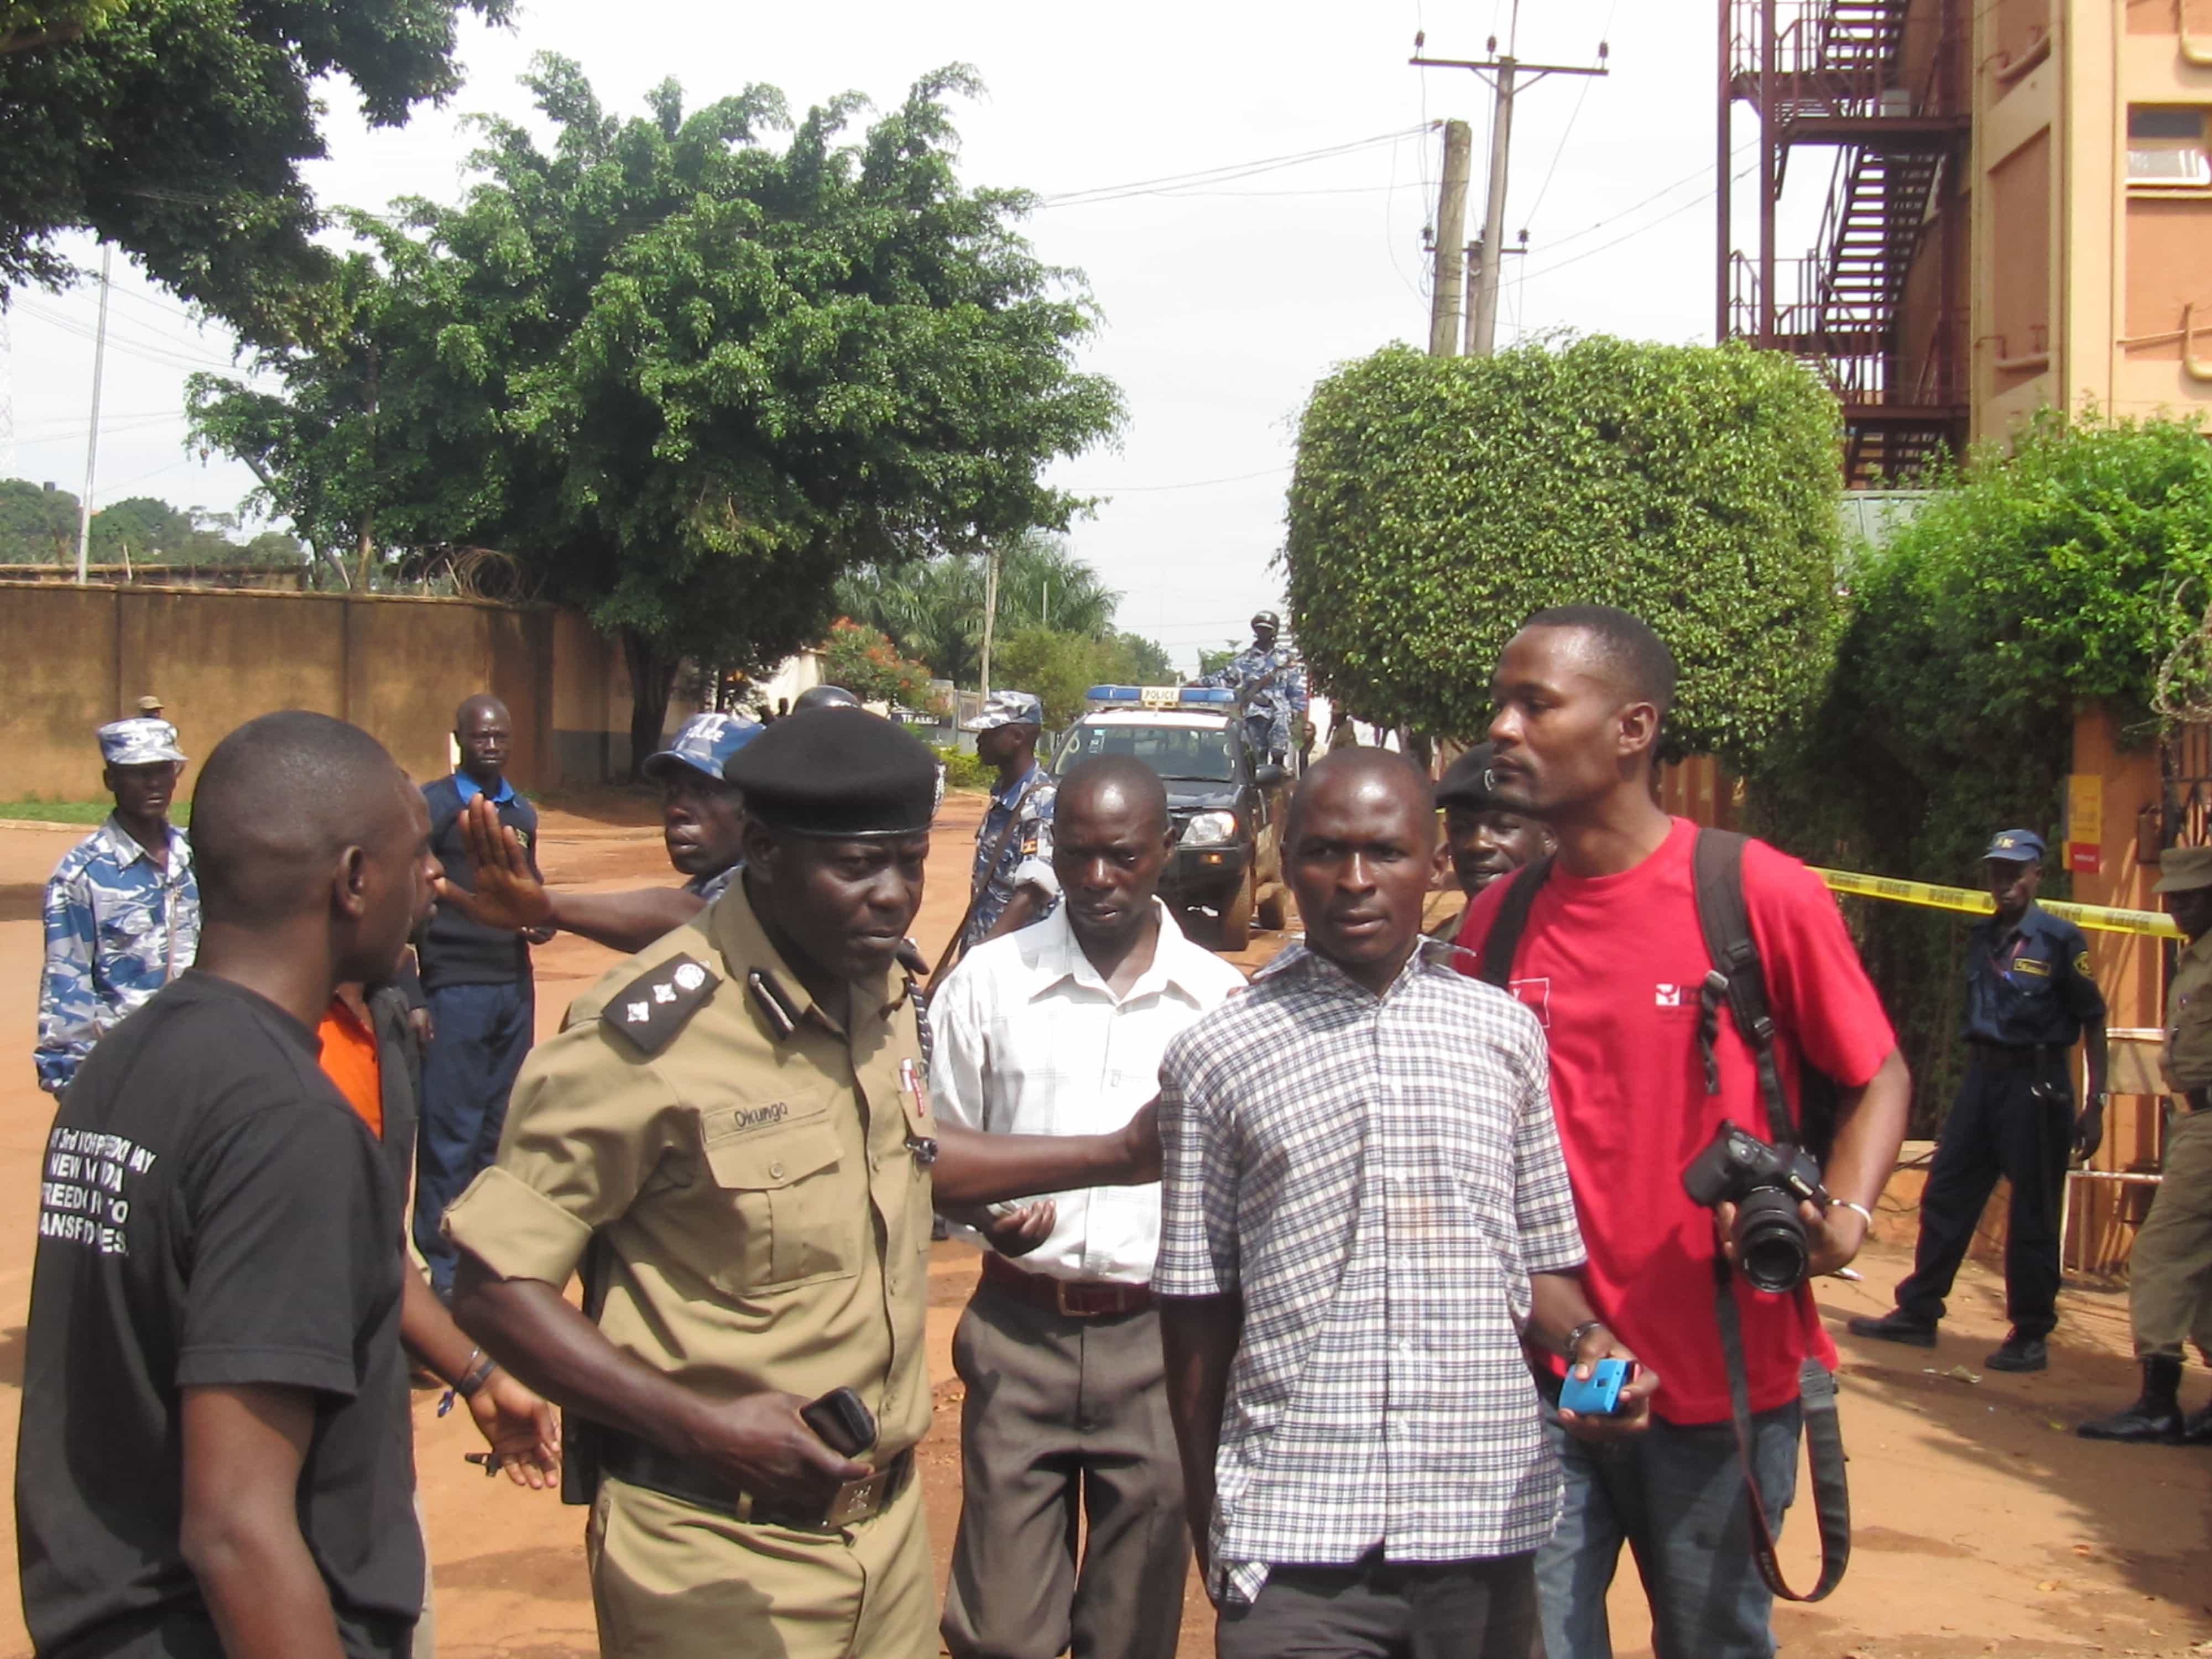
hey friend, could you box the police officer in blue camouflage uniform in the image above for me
[35,716,199,1094]
[644,711,765,905]
[1198,611,1307,767]
[958,691,1059,955]
[1853,828,2110,1372]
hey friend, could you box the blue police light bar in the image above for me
[1084,685,1243,710]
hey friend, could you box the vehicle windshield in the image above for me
[1056,722,1239,784]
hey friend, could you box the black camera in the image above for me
[1681,1119,1829,1292]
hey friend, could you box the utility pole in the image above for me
[1428,120,1473,356]
[979,547,999,701]
[1412,34,1608,356]
[74,242,112,584]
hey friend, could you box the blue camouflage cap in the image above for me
[641,712,763,784]
[1984,828,2046,863]
[97,717,185,768]
[963,690,1044,732]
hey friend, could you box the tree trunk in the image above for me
[622,629,677,782]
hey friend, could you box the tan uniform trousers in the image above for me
[2131,1105,2212,1363]
[586,1473,935,1659]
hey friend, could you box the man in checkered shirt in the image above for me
[1157,749,1656,1657]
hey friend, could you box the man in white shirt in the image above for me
[931,754,1248,1659]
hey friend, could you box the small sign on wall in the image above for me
[2066,773,2104,875]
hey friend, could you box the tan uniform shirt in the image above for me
[2164,930,2212,1093]
[443,887,937,1460]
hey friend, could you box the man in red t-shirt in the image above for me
[1455,606,1910,1659]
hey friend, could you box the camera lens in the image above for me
[1732,1187,1809,1292]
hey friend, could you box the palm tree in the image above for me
[835,532,1120,687]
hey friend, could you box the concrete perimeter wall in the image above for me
[0,583,635,800]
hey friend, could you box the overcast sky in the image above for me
[6,0,1764,674]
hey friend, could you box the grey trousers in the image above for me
[1213,1551,1542,1659]
[941,1282,1189,1659]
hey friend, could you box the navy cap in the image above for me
[722,707,938,838]
[641,712,763,784]
[1435,742,1501,810]
[1983,828,2046,863]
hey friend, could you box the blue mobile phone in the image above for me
[1558,1357,1632,1416]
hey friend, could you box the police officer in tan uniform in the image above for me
[445,708,1163,1658]
[2078,843,2212,1445]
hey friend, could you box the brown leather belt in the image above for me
[1966,1041,2063,1072]
[980,1251,1152,1317]
[599,1427,911,1531]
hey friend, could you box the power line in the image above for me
[1520,0,1620,230]
[1040,127,1431,208]
[1516,163,1754,284]
[1063,463,1292,494]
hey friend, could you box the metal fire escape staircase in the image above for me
[1726,0,1968,484]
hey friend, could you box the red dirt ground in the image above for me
[0,798,2204,1657]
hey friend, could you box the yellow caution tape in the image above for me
[1809,867,2179,938]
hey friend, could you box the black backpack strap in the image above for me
[1476,855,1554,989]
[1691,830,1798,1146]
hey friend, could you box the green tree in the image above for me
[0,0,511,341]
[0,476,79,561]
[1,1,127,55]
[1094,630,1176,685]
[190,58,1121,768]
[835,531,1124,687]
[1283,338,1844,765]
[1754,409,2212,1120]
[1195,641,1240,680]
[818,619,945,713]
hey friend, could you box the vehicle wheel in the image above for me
[1218,864,1255,951]
[1255,882,1287,931]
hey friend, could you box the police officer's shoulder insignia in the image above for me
[604,952,720,1055]
[2074,950,2095,979]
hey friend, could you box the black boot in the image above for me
[2182,1399,2212,1446]
[2077,1357,2184,1442]
[1846,1309,1937,1348]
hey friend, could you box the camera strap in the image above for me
[1714,1260,1853,1601]
[1694,830,1851,1602]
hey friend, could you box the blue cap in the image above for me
[963,690,1044,732]
[641,712,763,783]
[1983,828,2046,862]
[97,717,185,768]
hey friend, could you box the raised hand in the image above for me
[435,795,554,933]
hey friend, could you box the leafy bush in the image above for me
[821,619,946,716]
[1752,408,2212,1123]
[933,743,989,790]
[1284,337,1844,765]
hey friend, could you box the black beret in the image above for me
[722,707,939,837]
[1434,742,1500,810]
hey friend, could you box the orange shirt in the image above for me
[317,995,383,1140]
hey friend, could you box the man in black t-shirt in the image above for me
[413,692,546,1300]
[16,709,441,1659]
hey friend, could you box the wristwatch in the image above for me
[1561,1318,1606,1360]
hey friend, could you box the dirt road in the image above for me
[0,799,2205,1657]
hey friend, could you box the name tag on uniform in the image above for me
[2012,957,2051,978]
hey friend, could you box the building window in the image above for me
[2128,105,2212,187]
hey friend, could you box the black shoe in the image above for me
[2078,1358,2184,1441]
[1846,1310,1937,1348]
[1985,1332,2048,1373]
[2180,1400,2212,1446]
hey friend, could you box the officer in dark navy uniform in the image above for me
[1852,828,2109,1372]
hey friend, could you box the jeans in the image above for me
[1535,1381,1801,1659]
[413,980,534,1297]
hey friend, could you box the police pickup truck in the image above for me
[1050,685,1291,950]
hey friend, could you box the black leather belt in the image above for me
[599,1427,911,1531]
[1966,1041,2063,1071]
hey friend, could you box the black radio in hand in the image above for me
[1682,1119,1828,1293]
